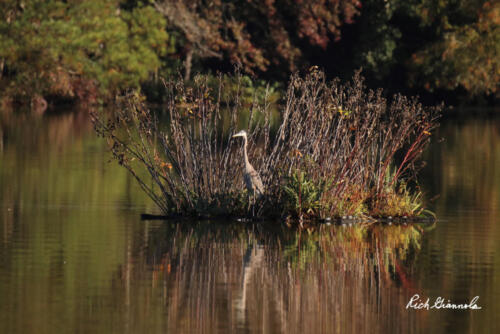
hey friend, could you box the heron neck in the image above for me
[243,136,250,168]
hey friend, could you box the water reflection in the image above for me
[1,110,500,333]
[121,221,429,333]
[416,116,500,333]
[424,116,500,216]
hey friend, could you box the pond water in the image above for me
[0,109,499,333]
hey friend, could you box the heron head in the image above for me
[232,130,247,138]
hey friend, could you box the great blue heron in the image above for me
[232,130,264,209]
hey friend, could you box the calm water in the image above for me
[0,109,499,333]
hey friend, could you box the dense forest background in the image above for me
[0,0,498,108]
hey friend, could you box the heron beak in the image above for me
[232,130,246,138]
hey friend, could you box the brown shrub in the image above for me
[92,70,441,219]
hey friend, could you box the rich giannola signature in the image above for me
[406,294,482,310]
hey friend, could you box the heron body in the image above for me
[244,165,264,196]
[232,130,264,197]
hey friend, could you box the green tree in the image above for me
[0,0,168,103]
[320,0,499,100]
[410,1,499,97]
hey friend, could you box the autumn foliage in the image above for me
[0,0,497,104]
[154,0,361,77]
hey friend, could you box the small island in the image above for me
[93,69,440,224]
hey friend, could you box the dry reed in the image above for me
[92,69,440,220]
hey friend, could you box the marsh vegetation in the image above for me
[93,70,440,221]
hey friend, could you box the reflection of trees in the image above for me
[0,109,89,245]
[422,117,500,268]
[424,117,500,215]
[0,107,93,154]
[417,117,500,334]
[0,109,156,242]
[119,222,430,333]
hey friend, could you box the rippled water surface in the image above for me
[0,110,499,333]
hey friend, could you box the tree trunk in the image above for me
[0,58,4,80]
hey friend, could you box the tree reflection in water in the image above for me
[124,221,433,333]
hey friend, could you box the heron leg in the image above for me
[252,192,255,217]
[247,193,251,215]
[252,191,259,217]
